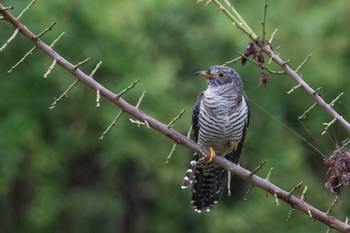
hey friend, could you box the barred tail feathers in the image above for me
[191,164,227,212]
[180,159,196,189]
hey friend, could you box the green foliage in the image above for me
[1,0,350,232]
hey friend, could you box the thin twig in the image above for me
[36,22,56,39]
[298,103,317,120]
[287,84,301,95]
[268,29,278,45]
[329,92,344,107]
[168,109,186,128]
[326,197,339,215]
[274,193,280,206]
[8,45,36,73]
[17,0,35,19]
[0,28,19,52]
[74,57,93,70]
[249,160,267,177]
[50,32,66,47]
[288,182,303,196]
[90,61,103,78]
[43,59,57,79]
[322,118,337,135]
[49,79,79,109]
[295,54,312,73]
[117,79,140,98]
[301,186,308,201]
[222,56,241,66]
[286,208,295,222]
[135,91,146,109]
[96,89,101,108]
[99,110,123,140]
[165,125,192,165]
[261,0,268,42]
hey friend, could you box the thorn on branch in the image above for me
[245,161,268,200]
[165,125,192,165]
[301,186,308,201]
[43,59,57,79]
[295,54,312,73]
[287,84,301,95]
[268,29,278,45]
[265,167,273,181]
[8,45,37,73]
[265,167,273,197]
[308,209,313,218]
[282,60,290,66]
[36,22,56,39]
[286,208,295,222]
[329,92,344,107]
[117,79,140,98]
[274,193,279,206]
[322,118,336,135]
[1,6,14,11]
[222,56,241,66]
[90,61,103,78]
[288,182,303,196]
[206,0,212,6]
[227,171,232,196]
[49,79,79,109]
[313,87,323,96]
[17,0,35,19]
[261,0,268,42]
[99,110,123,140]
[298,102,317,121]
[243,184,255,200]
[216,6,225,13]
[129,119,150,128]
[0,29,19,52]
[165,143,178,165]
[326,196,340,216]
[49,32,65,48]
[249,160,267,177]
[135,91,146,109]
[167,109,186,128]
[96,89,101,108]
[74,57,93,70]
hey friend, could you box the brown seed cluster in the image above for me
[324,142,350,195]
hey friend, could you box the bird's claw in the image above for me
[229,140,238,150]
[208,147,216,162]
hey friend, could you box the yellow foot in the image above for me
[229,140,238,150]
[208,147,216,162]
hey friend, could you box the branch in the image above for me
[203,1,350,134]
[1,4,350,233]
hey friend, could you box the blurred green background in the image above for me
[1,0,350,232]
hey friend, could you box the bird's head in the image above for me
[195,65,242,89]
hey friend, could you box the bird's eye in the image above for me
[218,72,225,78]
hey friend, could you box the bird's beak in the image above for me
[195,70,214,79]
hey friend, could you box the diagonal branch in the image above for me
[206,1,350,134]
[0,4,349,233]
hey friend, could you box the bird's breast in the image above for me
[198,94,248,153]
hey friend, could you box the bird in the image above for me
[181,65,250,213]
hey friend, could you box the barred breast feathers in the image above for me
[198,82,248,151]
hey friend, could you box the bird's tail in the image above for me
[181,153,227,212]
